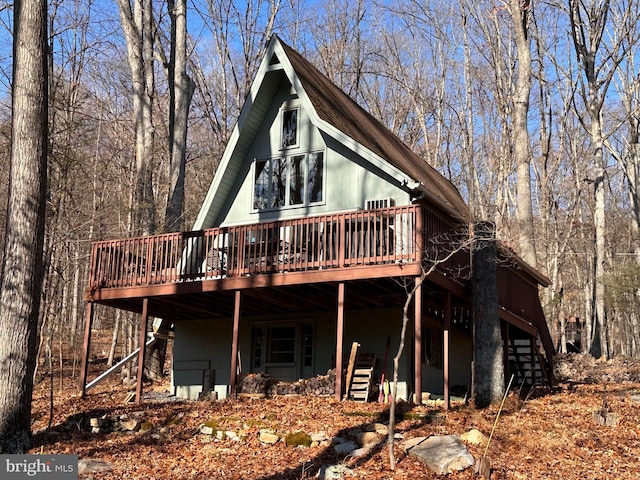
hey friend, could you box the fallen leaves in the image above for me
[28,363,640,479]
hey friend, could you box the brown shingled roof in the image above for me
[279,37,471,221]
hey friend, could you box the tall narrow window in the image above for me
[281,108,298,148]
[289,155,305,205]
[302,324,314,368]
[308,152,323,203]
[252,327,264,370]
[272,157,287,207]
[254,159,270,210]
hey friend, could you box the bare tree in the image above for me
[507,0,537,267]
[567,0,640,357]
[0,0,48,453]
[387,224,501,469]
[164,0,195,233]
[118,0,156,235]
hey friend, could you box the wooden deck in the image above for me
[86,205,468,298]
[80,203,556,400]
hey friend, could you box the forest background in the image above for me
[0,0,639,383]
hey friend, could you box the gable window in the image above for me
[253,151,324,210]
[281,108,298,148]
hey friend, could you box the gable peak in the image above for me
[269,52,280,66]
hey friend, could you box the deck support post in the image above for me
[335,282,345,401]
[230,290,241,397]
[444,292,451,410]
[135,298,150,404]
[79,302,95,397]
[414,278,422,404]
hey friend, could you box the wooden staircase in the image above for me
[507,337,550,388]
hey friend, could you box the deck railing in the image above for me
[88,205,464,290]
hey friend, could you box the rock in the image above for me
[356,431,379,447]
[333,440,358,455]
[311,431,329,442]
[461,428,488,446]
[78,459,112,475]
[352,445,374,458]
[122,419,141,431]
[224,431,240,442]
[401,435,474,475]
[316,464,355,479]
[259,429,279,444]
[364,423,388,435]
[89,418,103,428]
[200,425,216,435]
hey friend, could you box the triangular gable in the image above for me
[193,35,470,231]
[279,39,470,221]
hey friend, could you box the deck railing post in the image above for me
[145,237,154,285]
[415,205,423,264]
[339,214,346,267]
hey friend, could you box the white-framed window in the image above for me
[253,151,324,211]
[281,107,299,149]
[251,321,315,377]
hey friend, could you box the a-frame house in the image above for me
[81,36,554,405]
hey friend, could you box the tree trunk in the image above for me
[472,222,504,408]
[509,0,537,268]
[118,0,156,236]
[0,0,48,453]
[147,0,195,381]
[164,0,194,233]
[108,310,121,367]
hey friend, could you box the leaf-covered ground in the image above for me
[30,363,640,479]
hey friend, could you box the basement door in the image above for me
[251,322,314,382]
